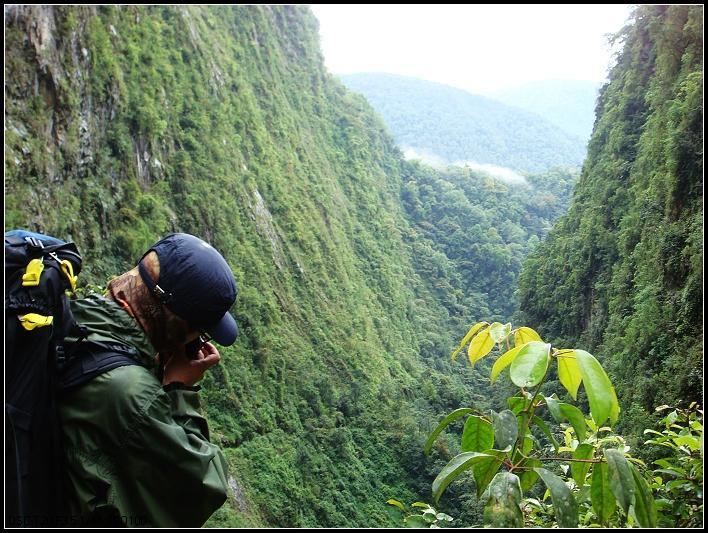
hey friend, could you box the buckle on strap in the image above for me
[18,313,54,330]
[48,251,78,292]
[138,259,172,304]
[24,236,45,250]
[22,258,45,287]
[153,284,170,301]
[59,259,78,292]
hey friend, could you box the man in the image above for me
[59,233,237,527]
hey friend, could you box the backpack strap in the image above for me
[58,340,143,391]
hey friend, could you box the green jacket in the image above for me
[59,294,229,527]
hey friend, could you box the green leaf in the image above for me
[560,403,588,442]
[510,341,551,388]
[652,458,673,469]
[571,443,595,485]
[674,435,700,450]
[575,350,620,426]
[424,408,473,455]
[532,415,560,452]
[591,462,616,525]
[544,396,587,442]
[404,515,429,528]
[604,449,635,514]
[534,468,579,528]
[386,499,406,511]
[468,325,495,367]
[519,458,542,491]
[629,463,657,528]
[491,344,524,383]
[410,502,431,509]
[665,479,692,491]
[514,326,542,345]
[544,395,564,422]
[654,467,685,477]
[452,321,489,361]
[576,484,591,504]
[664,410,679,425]
[461,416,494,453]
[522,434,534,455]
[489,321,511,343]
[432,452,493,504]
[556,350,582,400]
[483,472,523,528]
[507,395,530,415]
[472,451,505,498]
[492,410,518,450]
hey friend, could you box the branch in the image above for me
[538,456,604,463]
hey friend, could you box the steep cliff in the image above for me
[6,6,466,526]
[517,5,703,435]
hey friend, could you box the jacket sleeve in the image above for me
[117,381,229,527]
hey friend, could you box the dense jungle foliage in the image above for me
[401,163,577,322]
[517,4,703,441]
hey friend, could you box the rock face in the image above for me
[249,188,286,271]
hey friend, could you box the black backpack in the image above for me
[5,231,139,527]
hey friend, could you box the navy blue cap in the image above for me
[137,233,238,346]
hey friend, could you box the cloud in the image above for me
[402,147,529,186]
[402,147,448,169]
[452,161,528,186]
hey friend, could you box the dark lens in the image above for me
[185,337,201,359]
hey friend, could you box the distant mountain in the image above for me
[487,80,602,141]
[339,73,587,173]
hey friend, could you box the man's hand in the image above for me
[161,342,221,387]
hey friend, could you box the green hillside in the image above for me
[340,73,587,173]
[488,79,602,141]
[5,5,463,527]
[401,163,577,322]
[516,4,703,437]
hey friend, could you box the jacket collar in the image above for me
[68,294,157,369]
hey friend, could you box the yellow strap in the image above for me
[59,259,78,292]
[18,313,54,330]
[21,259,45,287]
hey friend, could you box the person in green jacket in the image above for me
[59,233,238,527]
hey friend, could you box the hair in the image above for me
[107,251,193,353]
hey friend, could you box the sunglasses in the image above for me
[185,332,211,360]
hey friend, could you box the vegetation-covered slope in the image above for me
[340,73,587,173]
[401,163,577,322]
[488,79,602,141]
[516,5,703,436]
[6,5,471,527]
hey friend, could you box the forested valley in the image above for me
[5,5,702,528]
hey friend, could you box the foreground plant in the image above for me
[385,500,454,528]
[426,322,657,527]
[644,403,703,528]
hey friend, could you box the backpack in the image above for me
[5,230,139,527]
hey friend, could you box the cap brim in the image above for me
[205,312,239,346]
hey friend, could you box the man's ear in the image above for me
[113,291,134,315]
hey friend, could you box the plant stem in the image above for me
[512,365,550,464]
[538,457,604,463]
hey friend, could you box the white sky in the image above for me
[310,4,634,94]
